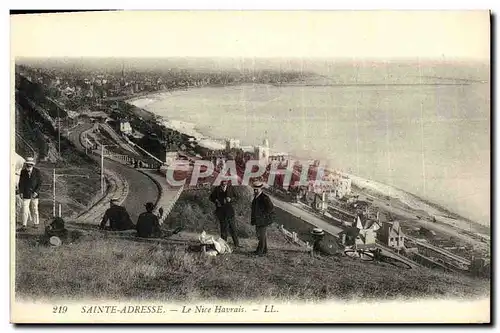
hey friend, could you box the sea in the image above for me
[129,60,490,226]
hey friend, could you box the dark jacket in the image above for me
[136,211,161,238]
[209,185,235,220]
[45,217,68,239]
[100,205,135,231]
[18,167,42,199]
[251,192,275,227]
[313,239,340,256]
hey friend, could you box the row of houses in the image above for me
[340,212,406,251]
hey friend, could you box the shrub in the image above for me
[164,186,255,237]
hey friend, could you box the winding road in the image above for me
[68,122,159,223]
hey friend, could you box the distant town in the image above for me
[16,61,314,111]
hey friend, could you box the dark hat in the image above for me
[144,202,155,210]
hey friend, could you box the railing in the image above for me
[83,126,162,170]
[129,141,165,165]
[98,123,141,156]
[104,151,161,169]
[158,184,185,225]
[278,224,312,251]
[407,235,471,266]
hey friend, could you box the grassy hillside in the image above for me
[15,187,490,301]
[14,79,101,224]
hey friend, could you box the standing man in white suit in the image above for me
[17,157,42,231]
[14,153,30,224]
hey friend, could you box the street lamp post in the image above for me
[58,116,61,154]
[53,169,56,216]
[101,144,104,194]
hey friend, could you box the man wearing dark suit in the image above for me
[210,180,241,247]
[100,198,135,231]
[136,202,183,238]
[251,181,275,256]
[136,202,162,238]
[17,157,42,230]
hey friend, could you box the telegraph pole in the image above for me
[58,117,61,154]
[53,168,56,217]
[101,144,104,195]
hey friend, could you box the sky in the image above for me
[10,10,490,60]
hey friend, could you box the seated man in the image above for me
[136,202,183,238]
[100,198,135,231]
[45,216,69,239]
[136,202,162,238]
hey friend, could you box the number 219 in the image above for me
[53,306,68,314]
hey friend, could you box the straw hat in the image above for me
[110,198,120,204]
[49,236,62,247]
[252,180,264,188]
[25,157,36,165]
[311,228,325,236]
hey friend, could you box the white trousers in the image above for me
[22,198,39,226]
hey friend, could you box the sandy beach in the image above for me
[346,174,489,238]
[129,96,226,151]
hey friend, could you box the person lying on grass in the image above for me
[310,228,342,257]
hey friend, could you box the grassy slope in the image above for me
[15,187,490,302]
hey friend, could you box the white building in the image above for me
[268,152,290,169]
[378,221,405,250]
[325,172,352,199]
[254,138,270,166]
[225,138,240,151]
[119,120,133,135]
[165,151,179,166]
[354,214,381,249]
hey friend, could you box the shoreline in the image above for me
[123,82,252,106]
[123,86,490,236]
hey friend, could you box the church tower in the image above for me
[254,138,270,166]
